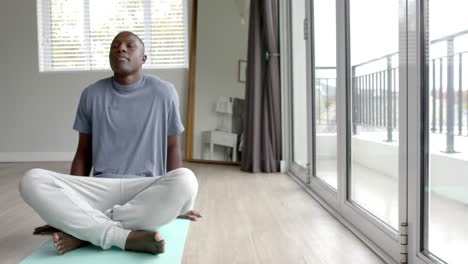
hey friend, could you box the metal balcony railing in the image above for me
[314,29,468,153]
[351,52,399,142]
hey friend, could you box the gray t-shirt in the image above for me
[73,75,184,178]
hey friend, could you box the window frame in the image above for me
[36,0,189,72]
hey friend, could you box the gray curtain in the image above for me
[241,0,281,173]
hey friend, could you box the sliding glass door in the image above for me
[347,0,400,230]
[287,0,407,261]
[339,0,404,261]
[289,0,340,210]
[312,0,338,190]
[289,0,310,183]
[305,0,341,211]
[409,0,468,263]
[286,0,468,262]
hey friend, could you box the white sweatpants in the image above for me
[18,167,198,250]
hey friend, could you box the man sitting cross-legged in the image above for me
[19,31,201,255]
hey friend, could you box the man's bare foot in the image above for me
[53,232,89,255]
[124,230,165,254]
[33,225,60,235]
[177,210,202,221]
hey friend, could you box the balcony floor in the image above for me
[315,156,468,264]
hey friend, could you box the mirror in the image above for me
[186,0,250,164]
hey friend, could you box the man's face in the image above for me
[109,32,147,76]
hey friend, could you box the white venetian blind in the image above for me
[37,0,188,71]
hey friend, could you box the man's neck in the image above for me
[113,72,143,85]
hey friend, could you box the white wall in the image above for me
[192,0,249,160]
[0,1,189,161]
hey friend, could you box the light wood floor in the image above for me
[0,162,383,264]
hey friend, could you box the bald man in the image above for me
[19,31,201,255]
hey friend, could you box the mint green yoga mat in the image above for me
[21,219,190,264]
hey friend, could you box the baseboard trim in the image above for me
[0,152,74,162]
[280,160,288,173]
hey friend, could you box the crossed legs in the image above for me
[19,168,198,254]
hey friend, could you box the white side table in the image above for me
[202,130,237,161]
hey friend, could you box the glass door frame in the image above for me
[406,0,426,262]
[283,0,412,262]
[335,0,409,262]
[305,0,342,211]
[407,0,451,263]
[286,0,311,184]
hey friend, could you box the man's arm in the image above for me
[70,132,93,176]
[167,134,202,221]
[167,135,182,172]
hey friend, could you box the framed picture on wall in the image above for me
[238,60,247,83]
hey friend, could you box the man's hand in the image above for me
[33,224,60,235]
[177,210,202,221]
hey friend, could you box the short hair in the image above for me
[113,31,145,49]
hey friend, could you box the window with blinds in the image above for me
[37,0,188,72]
